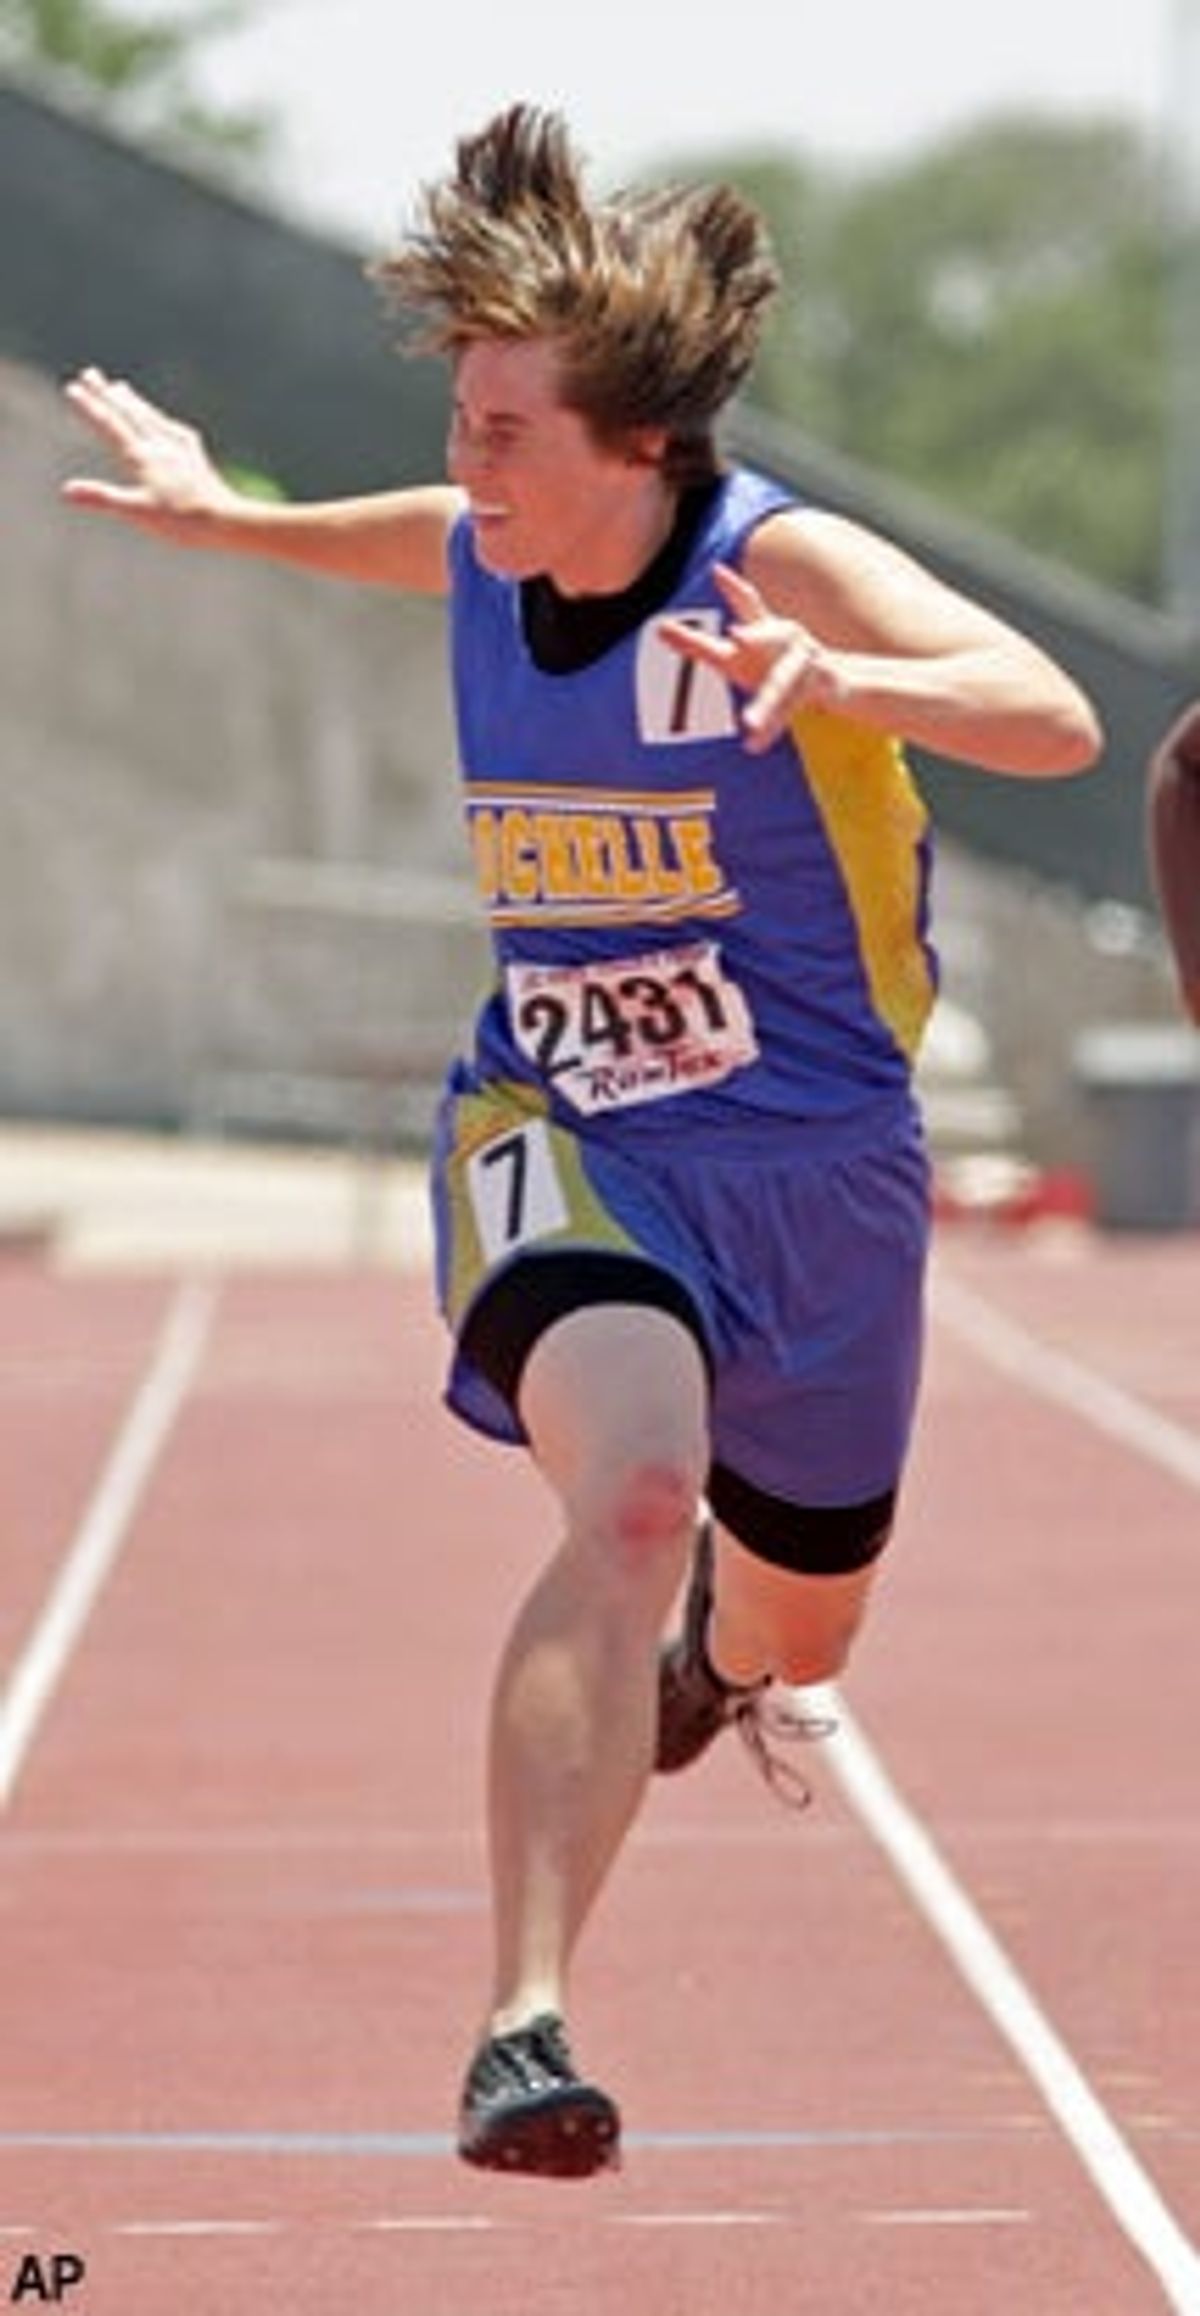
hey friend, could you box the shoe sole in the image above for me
[458,2085,621,2179]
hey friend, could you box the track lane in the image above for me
[0,1235,1196,2312]
[0,1273,179,1692]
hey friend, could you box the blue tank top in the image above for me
[448,466,937,1152]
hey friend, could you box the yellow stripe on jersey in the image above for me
[793,705,937,1061]
[488,891,742,930]
[466,783,720,812]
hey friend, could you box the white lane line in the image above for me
[115,2220,282,2239]
[618,2212,786,2229]
[0,1278,218,1812]
[813,1688,1200,2315]
[358,2218,495,2234]
[930,1267,1200,1494]
[861,2208,1032,2228]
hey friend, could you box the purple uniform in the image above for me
[432,468,936,1564]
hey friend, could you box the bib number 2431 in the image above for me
[506,939,758,1115]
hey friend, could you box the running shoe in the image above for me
[655,1520,831,1802]
[457,2011,621,2178]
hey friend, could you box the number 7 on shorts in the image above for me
[465,1119,570,1264]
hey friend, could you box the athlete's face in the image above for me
[447,338,671,596]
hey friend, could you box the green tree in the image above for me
[675,116,1169,605]
[0,0,274,164]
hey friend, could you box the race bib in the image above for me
[506,940,759,1114]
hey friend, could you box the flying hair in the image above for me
[373,105,781,484]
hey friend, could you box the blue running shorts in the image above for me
[431,1066,930,1524]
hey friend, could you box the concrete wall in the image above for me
[2,356,488,1137]
[926,841,1182,1171]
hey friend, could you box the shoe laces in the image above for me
[730,1686,836,1809]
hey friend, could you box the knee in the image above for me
[614,1456,699,1556]
[769,1577,875,1684]
[583,1454,700,1573]
[771,1618,859,1687]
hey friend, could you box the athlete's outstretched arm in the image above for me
[1147,701,1200,1023]
[61,367,460,597]
[659,511,1102,777]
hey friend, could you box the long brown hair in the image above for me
[374,105,780,485]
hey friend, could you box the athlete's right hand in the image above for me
[61,367,241,542]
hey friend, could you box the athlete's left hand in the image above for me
[659,562,844,753]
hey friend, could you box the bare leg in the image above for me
[483,1302,709,2033]
[708,1519,886,1689]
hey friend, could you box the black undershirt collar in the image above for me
[520,479,721,676]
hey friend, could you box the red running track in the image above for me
[0,1222,1197,2314]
